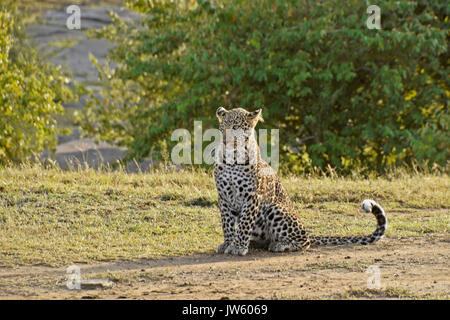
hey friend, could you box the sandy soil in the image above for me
[0,236,448,300]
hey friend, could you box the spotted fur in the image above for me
[214,107,387,256]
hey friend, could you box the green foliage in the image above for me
[80,0,449,173]
[0,2,73,163]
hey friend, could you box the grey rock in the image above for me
[30,5,147,170]
[41,138,154,173]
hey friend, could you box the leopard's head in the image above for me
[216,107,263,134]
[216,107,263,147]
[215,107,263,162]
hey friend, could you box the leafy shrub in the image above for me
[80,0,449,173]
[0,2,73,163]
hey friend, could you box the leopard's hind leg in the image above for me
[266,206,310,252]
[268,241,296,252]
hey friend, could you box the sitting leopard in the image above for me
[214,107,387,256]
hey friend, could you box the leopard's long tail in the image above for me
[309,199,387,246]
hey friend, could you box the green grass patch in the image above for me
[0,164,448,267]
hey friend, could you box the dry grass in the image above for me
[0,163,448,267]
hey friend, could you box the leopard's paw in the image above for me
[268,241,294,252]
[224,243,248,256]
[216,242,231,254]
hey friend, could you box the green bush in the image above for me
[81,0,449,173]
[0,2,73,163]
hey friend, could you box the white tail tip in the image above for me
[362,199,377,213]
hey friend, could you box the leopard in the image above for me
[214,106,387,256]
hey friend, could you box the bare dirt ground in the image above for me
[1,236,448,300]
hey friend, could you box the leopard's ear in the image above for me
[247,108,264,123]
[216,107,228,120]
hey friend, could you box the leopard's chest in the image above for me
[214,164,257,210]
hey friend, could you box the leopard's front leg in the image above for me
[224,195,259,256]
[216,195,237,254]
